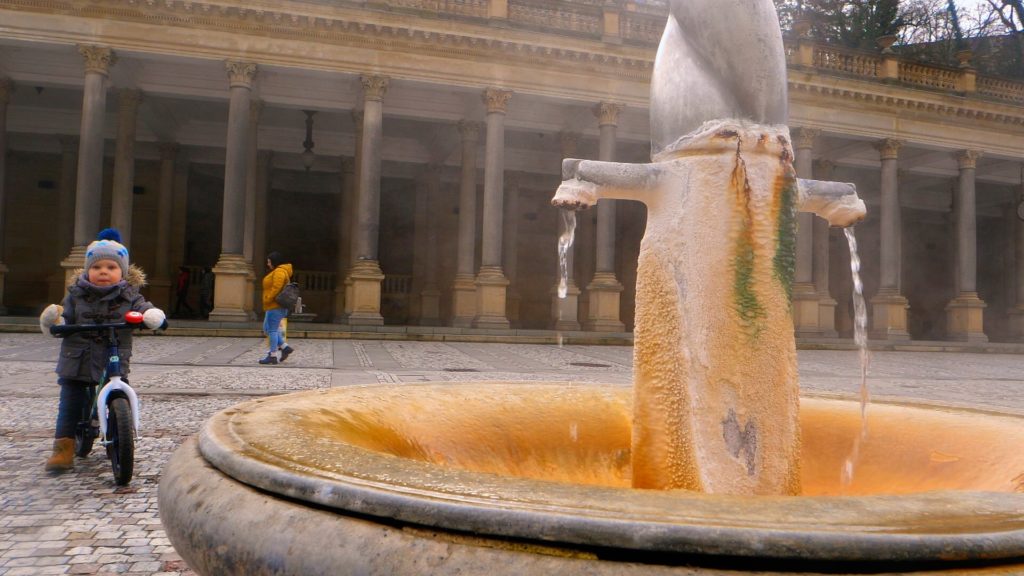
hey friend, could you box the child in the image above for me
[39,228,166,472]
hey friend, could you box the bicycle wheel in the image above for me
[74,394,97,458]
[106,396,135,485]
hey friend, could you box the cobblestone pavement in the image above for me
[1,333,1022,575]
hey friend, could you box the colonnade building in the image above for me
[0,0,1022,342]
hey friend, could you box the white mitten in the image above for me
[39,304,64,334]
[142,308,166,330]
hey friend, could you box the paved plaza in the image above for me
[1,333,1023,575]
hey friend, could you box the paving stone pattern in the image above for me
[1,333,1022,575]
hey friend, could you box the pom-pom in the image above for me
[97,228,122,242]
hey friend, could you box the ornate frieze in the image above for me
[593,102,623,126]
[78,45,116,75]
[483,88,512,114]
[360,75,389,102]
[225,60,257,88]
[874,138,903,160]
[956,149,981,170]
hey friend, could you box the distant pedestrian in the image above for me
[199,267,214,318]
[173,266,194,318]
[259,252,295,365]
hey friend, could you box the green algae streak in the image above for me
[773,175,797,305]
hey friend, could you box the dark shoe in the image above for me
[258,354,278,365]
[45,438,75,472]
[279,346,294,363]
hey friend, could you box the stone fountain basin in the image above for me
[160,382,1024,575]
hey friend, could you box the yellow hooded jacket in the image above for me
[262,263,293,311]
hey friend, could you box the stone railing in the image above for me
[509,0,602,37]
[387,0,489,18]
[787,39,1024,106]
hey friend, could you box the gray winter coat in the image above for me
[56,265,154,383]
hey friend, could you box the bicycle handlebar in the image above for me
[50,320,168,337]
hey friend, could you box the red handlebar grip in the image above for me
[125,311,144,324]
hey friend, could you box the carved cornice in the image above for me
[225,60,257,88]
[360,75,389,102]
[593,102,623,126]
[791,127,820,150]
[874,138,903,160]
[956,149,981,170]
[483,88,512,114]
[118,88,142,113]
[78,45,116,75]
[457,119,482,141]
[0,78,11,107]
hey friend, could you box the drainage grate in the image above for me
[569,362,612,368]
[443,368,479,372]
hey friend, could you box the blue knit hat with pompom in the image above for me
[85,228,130,275]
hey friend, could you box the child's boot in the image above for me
[44,438,75,472]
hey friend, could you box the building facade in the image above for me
[0,0,1022,341]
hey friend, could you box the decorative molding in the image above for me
[483,88,512,114]
[791,127,820,150]
[956,149,981,170]
[593,102,623,126]
[457,119,481,141]
[359,75,389,101]
[78,44,116,75]
[874,138,903,160]
[225,60,257,88]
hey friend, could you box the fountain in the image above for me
[160,1,1024,573]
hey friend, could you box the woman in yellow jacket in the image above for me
[259,251,294,365]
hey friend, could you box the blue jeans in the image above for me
[263,308,288,356]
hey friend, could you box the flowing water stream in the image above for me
[557,210,577,299]
[842,227,871,486]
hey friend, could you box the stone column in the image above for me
[790,128,822,336]
[451,120,481,327]
[341,109,365,321]
[945,150,987,342]
[242,99,263,320]
[209,61,257,322]
[110,88,141,246]
[418,165,442,325]
[473,88,513,329]
[150,143,177,310]
[584,102,625,332]
[253,151,272,313]
[61,45,115,285]
[502,172,521,325]
[1010,171,1024,340]
[551,131,581,330]
[345,75,388,326]
[50,136,78,302]
[0,78,9,314]
[813,159,838,337]
[333,156,356,322]
[869,138,910,340]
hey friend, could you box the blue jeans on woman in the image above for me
[263,308,289,356]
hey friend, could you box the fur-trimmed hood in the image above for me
[67,264,148,288]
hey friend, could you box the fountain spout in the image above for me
[797,178,866,227]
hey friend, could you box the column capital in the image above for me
[158,142,179,160]
[482,88,512,114]
[58,135,79,153]
[78,45,116,76]
[360,75,389,102]
[956,149,982,170]
[457,119,482,141]
[559,131,581,158]
[593,102,624,127]
[874,138,903,160]
[249,98,264,123]
[0,77,11,106]
[791,127,820,150]
[225,61,257,88]
[118,88,143,112]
